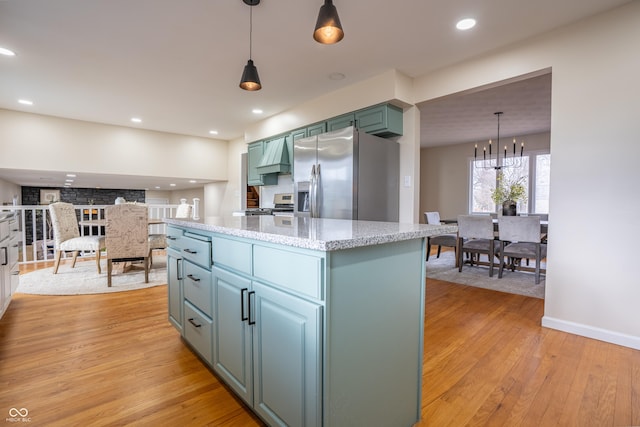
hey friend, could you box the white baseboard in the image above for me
[542,316,640,350]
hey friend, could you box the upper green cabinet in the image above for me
[327,104,403,137]
[247,141,278,186]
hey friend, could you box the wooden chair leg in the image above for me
[144,257,149,283]
[426,238,432,261]
[436,245,442,258]
[498,242,505,279]
[53,250,62,274]
[107,260,113,287]
[71,251,79,268]
[96,250,102,274]
[148,249,154,268]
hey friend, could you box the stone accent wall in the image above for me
[21,186,146,244]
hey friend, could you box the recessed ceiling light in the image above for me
[170,183,176,187]
[155,186,161,189]
[252,109,263,114]
[189,180,197,183]
[209,130,219,135]
[65,179,74,183]
[18,99,33,105]
[456,18,476,30]
[66,173,76,178]
[131,117,142,123]
[0,47,16,56]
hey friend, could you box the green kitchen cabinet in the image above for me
[326,104,403,136]
[247,141,278,186]
[326,113,355,132]
[211,237,321,427]
[355,103,403,136]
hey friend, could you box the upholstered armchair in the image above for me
[457,215,497,277]
[105,204,149,287]
[497,216,547,284]
[49,202,105,274]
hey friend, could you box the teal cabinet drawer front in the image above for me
[184,261,212,316]
[166,226,184,250]
[212,236,252,275]
[184,301,213,364]
[253,246,323,300]
[181,236,212,268]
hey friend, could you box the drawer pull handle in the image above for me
[188,318,202,328]
[1,247,7,266]
[183,249,197,254]
[166,236,177,240]
[176,258,183,280]
[241,288,249,322]
[187,274,200,282]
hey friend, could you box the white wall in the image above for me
[420,132,551,220]
[413,2,640,349]
[0,178,20,206]
[0,109,228,183]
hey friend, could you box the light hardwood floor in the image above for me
[2,258,639,426]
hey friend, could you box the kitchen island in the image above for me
[164,216,456,427]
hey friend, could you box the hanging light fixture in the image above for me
[239,0,262,91]
[474,112,525,170]
[313,0,344,44]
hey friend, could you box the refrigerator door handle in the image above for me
[309,165,316,218]
[314,164,321,218]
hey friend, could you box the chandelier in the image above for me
[474,112,525,170]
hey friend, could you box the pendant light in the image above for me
[239,0,262,91]
[313,0,344,44]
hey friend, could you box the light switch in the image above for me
[404,176,411,187]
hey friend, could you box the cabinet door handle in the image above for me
[183,248,197,254]
[186,274,200,282]
[187,318,202,328]
[176,258,183,280]
[248,291,256,325]
[166,236,177,241]
[240,288,249,322]
[1,247,7,266]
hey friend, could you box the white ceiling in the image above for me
[0,0,629,190]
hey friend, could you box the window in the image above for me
[470,152,550,214]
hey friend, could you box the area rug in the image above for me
[425,251,545,299]
[17,258,167,296]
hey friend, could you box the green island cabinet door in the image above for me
[167,247,183,332]
[247,141,278,186]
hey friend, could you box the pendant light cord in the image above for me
[249,5,253,60]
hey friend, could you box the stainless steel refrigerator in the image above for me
[293,126,399,221]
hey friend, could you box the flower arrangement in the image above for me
[491,174,527,205]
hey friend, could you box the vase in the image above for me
[502,200,517,216]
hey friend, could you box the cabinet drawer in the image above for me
[181,233,212,268]
[166,226,184,250]
[184,301,213,364]
[0,220,8,241]
[184,261,212,316]
[212,236,252,275]
[253,245,324,300]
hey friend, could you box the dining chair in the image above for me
[424,211,457,261]
[148,233,167,267]
[457,215,497,277]
[497,216,547,284]
[49,202,105,274]
[175,199,192,219]
[105,204,149,287]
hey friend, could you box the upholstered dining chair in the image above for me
[457,215,497,277]
[497,216,547,284]
[424,211,457,261]
[148,233,166,267]
[49,202,105,274]
[105,204,149,287]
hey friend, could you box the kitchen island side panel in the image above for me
[325,238,426,426]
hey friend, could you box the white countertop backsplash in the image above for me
[164,216,457,251]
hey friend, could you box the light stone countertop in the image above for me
[164,216,458,251]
